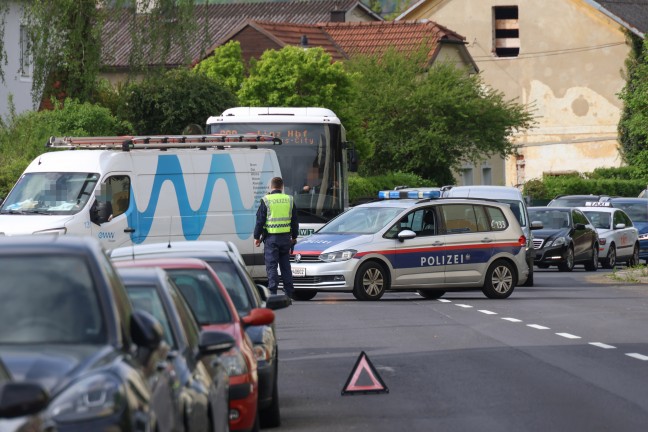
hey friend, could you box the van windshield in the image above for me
[0,172,99,215]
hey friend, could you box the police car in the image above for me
[288,190,529,301]
[578,203,640,268]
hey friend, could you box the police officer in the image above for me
[254,177,299,297]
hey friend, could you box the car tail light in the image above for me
[518,235,527,247]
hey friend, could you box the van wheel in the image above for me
[603,244,616,269]
[628,243,640,267]
[584,244,599,271]
[558,247,574,272]
[482,260,515,299]
[353,262,388,301]
[292,290,317,301]
[417,289,445,299]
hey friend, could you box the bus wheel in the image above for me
[353,262,388,301]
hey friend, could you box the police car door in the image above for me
[90,174,133,248]
[440,203,493,285]
[389,206,446,287]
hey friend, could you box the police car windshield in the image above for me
[318,206,403,234]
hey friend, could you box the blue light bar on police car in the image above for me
[378,190,440,199]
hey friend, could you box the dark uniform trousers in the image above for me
[264,233,294,296]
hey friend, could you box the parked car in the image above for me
[117,266,234,432]
[528,207,599,271]
[441,185,539,286]
[115,257,274,432]
[111,240,290,428]
[0,236,163,431]
[606,197,648,263]
[291,191,530,300]
[547,194,612,207]
[578,205,639,268]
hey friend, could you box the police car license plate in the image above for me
[292,267,306,277]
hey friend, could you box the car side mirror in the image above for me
[397,229,417,242]
[615,223,626,229]
[575,223,586,230]
[255,283,270,302]
[265,293,292,310]
[241,308,275,327]
[197,330,235,358]
[0,382,49,419]
[530,220,544,230]
[131,309,163,350]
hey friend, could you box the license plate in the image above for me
[292,267,306,277]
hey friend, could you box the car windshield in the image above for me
[207,261,254,315]
[529,209,571,230]
[125,285,176,348]
[165,269,232,325]
[549,197,595,207]
[583,211,611,230]
[318,206,403,234]
[0,255,106,344]
[0,172,99,215]
[611,202,648,223]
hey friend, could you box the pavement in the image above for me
[594,266,648,284]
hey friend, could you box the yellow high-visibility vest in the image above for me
[263,193,293,234]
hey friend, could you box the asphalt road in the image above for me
[271,267,648,432]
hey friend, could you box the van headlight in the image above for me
[319,249,357,262]
[33,228,67,235]
[49,373,125,422]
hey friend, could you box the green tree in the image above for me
[118,68,237,135]
[194,41,245,94]
[1,1,199,108]
[618,35,648,164]
[345,47,535,185]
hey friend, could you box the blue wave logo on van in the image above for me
[127,153,274,243]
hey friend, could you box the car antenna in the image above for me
[167,216,172,248]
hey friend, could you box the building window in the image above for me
[19,24,31,77]
[482,167,492,185]
[461,167,474,186]
[493,6,519,58]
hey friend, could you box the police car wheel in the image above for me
[353,262,388,301]
[482,259,515,299]
[417,289,445,300]
[603,244,616,269]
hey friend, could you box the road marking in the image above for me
[556,333,581,339]
[527,324,550,330]
[478,310,498,315]
[437,299,452,303]
[589,342,616,349]
[626,353,648,361]
[502,317,522,322]
[455,304,473,308]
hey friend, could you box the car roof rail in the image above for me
[46,134,282,152]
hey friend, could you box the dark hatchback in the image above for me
[118,266,235,432]
[529,207,600,271]
[111,241,291,428]
[0,236,163,431]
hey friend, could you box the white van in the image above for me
[0,135,282,278]
[441,185,537,286]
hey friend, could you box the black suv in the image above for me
[0,236,163,431]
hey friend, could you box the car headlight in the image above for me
[33,228,67,235]
[549,237,566,247]
[253,326,275,363]
[639,233,648,241]
[49,373,125,422]
[319,249,357,262]
[219,348,249,376]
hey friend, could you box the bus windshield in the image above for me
[207,122,346,224]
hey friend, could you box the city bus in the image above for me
[206,107,357,236]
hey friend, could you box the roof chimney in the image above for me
[330,10,346,22]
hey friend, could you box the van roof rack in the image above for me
[46,134,282,151]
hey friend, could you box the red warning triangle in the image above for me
[341,351,389,395]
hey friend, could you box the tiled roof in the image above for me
[595,0,648,36]
[320,20,465,60]
[246,21,348,61]
[101,0,379,69]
